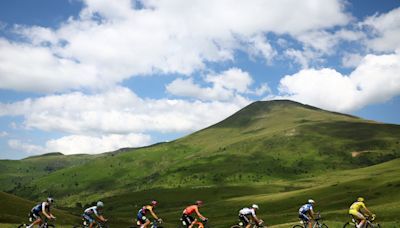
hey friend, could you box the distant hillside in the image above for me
[1,100,399,205]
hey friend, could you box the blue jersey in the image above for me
[299,203,313,214]
[32,202,50,214]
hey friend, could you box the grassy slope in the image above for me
[0,191,79,225]
[98,158,400,227]
[10,100,399,202]
[0,100,399,227]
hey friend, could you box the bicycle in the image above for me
[230,219,265,228]
[73,218,109,228]
[179,218,209,228]
[18,216,55,228]
[292,213,328,228]
[343,215,380,228]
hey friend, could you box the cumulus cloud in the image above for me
[0,0,350,93]
[166,68,270,101]
[8,133,151,155]
[362,7,400,52]
[45,133,151,154]
[276,52,400,112]
[342,53,364,68]
[0,86,250,135]
[8,139,45,154]
[0,131,8,137]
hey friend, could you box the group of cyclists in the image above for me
[25,196,375,228]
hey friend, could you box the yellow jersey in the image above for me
[349,201,366,213]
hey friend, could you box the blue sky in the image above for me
[0,0,399,159]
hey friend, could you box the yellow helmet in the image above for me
[357,197,364,202]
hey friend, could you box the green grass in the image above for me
[0,100,399,227]
[0,191,79,225]
[72,158,400,227]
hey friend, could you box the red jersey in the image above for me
[183,205,198,215]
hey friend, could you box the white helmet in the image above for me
[97,201,104,208]
[47,197,54,204]
[252,204,259,209]
[308,199,315,204]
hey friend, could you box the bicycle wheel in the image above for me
[343,222,356,228]
[320,224,328,228]
[17,224,27,228]
[230,225,241,228]
[292,225,304,228]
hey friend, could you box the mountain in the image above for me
[1,100,399,227]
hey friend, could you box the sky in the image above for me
[0,0,399,159]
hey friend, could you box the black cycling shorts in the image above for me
[181,214,195,227]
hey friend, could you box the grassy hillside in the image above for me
[0,152,98,193]
[0,100,399,227]
[5,100,398,202]
[0,191,79,225]
[98,158,400,227]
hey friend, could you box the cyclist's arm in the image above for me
[309,209,315,220]
[94,209,107,222]
[149,208,159,220]
[252,214,261,224]
[96,214,107,222]
[49,212,56,219]
[363,206,373,216]
[194,207,206,220]
[41,203,51,219]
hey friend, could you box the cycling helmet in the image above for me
[47,197,54,204]
[196,200,203,205]
[151,200,158,206]
[357,197,364,202]
[252,204,259,209]
[308,199,315,204]
[97,201,104,208]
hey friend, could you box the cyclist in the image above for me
[238,204,263,228]
[298,199,316,228]
[348,197,375,228]
[83,201,107,228]
[27,197,56,228]
[181,200,208,228]
[136,200,162,228]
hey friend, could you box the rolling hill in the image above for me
[0,100,399,227]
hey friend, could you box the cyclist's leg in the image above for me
[182,214,194,228]
[27,212,42,228]
[142,219,151,228]
[350,211,366,228]
[83,214,96,228]
[239,214,250,228]
[299,213,310,228]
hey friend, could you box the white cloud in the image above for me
[342,53,363,68]
[166,68,269,101]
[0,131,8,137]
[8,133,152,155]
[284,48,320,69]
[276,52,400,112]
[8,139,45,154]
[0,0,350,92]
[362,7,400,52]
[206,68,253,93]
[0,86,250,135]
[166,78,233,101]
[45,133,151,154]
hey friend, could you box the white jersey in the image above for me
[84,206,100,216]
[239,207,256,217]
